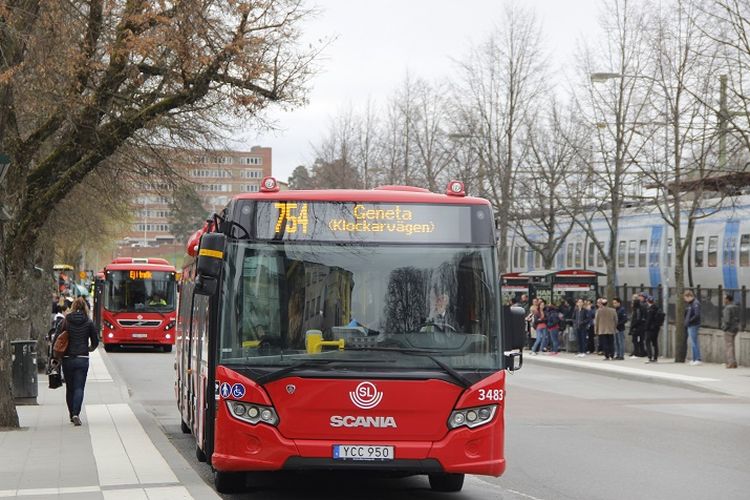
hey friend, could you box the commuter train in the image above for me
[507,194,750,290]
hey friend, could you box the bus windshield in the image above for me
[219,242,501,370]
[104,271,176,312]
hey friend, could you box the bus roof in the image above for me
[53,264,74,271]
[105,258,176,273]
[233,187,492,206]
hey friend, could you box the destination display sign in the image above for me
[253,201,493,244]
[129,270,153,280]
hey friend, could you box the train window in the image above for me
[513,247,519,268]
[638,240,647,267]
[520,247,526,268]
[598,242,606,267]
[566,243,574,267]
[707,236,718,267]
[535,251,543,268]
[667,238,673,267]
[588,242,595,267]
[694,236,704,268]
[618,241,626,268]
[574,242,582,268]
[627,240,637,268]
[740,234,750,267]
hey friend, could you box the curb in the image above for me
[523,355,730,396]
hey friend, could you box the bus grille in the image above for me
[117,319,162,328]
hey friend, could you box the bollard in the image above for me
[11,340,38,405]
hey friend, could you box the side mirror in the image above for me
[195,233,226,296]
[502,305,526,371]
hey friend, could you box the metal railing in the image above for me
[606,284,748,331]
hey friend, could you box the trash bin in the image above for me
[11,340,38,405]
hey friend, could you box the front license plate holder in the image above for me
[332,444,394,461]
[132,333,148,338]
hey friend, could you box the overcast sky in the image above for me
[238,0,602,182]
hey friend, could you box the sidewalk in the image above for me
[524,350,750,399]
[0,349,219,499]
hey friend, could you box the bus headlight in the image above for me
[103,320,114,329]
[164,320,176,331]
[227,401,279,426]
[448,405,497,430]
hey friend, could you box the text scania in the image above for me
[330,415,398,428]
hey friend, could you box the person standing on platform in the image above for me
[684,290,702,365]
[612,298,627,360]
[595,298,617,360]
[721,294,740,368]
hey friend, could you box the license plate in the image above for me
[132,333,148,338]
[333,444,394,461]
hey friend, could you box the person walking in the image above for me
[545,302,562,355]
[585,300,596,353]
[644,296,665,363]
[612,298,627,360]
[60,297,99,426]
[530,300,548,355]
[721,294,740,368]
[595,298,617,360]
[683,290,702,365]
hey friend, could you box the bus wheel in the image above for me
[196,445,207,463]
[428,473,465,492]
[162,345,173,353]
[214,470,246,494]
[180,420,191,434]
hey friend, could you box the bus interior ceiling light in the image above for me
[446,180,466,197]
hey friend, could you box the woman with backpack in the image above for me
[58,297,99,426]
[644,296,665,363]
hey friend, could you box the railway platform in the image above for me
[0,348,219,500]
[524,349,750,399]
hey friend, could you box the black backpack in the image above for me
[654,309,666,328]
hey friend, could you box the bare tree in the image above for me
[409,79,454,191]
[564,0,655,299]
[0,0,318,427]
[454,1,546,273]
[513,103,587,269]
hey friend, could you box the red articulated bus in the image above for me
[100,257,178,352]
[175,178,525,494]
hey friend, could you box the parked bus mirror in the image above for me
[501,305,526,351]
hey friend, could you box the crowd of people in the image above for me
[512,291,716,364]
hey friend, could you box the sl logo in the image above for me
[349,381,383,410]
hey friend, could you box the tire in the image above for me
[213,470,246,494]
[180,420,191,434]
[162,345,173,353]
[428,473,465,492]
[196,445,207,463]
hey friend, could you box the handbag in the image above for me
[48,372,62,389]
[53,321,69,361]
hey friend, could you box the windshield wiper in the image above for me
[254,357,383,385]
[343,346,472,389]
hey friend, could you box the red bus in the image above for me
[100,257,178,352]
[175,178,525,493]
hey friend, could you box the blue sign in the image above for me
[219,382,231,399]
[231,383,246,399]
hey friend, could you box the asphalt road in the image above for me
[108,347,750,500]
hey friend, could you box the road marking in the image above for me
[0,486,100,497]
[507,489,547,500]
[102,485,193,500]
[466,476,547,500]
[89,347,113,382]
[87,404,177,486]
[528,356,719,382]
[1,485,193,499]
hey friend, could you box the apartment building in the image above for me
[125,146,272,247]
